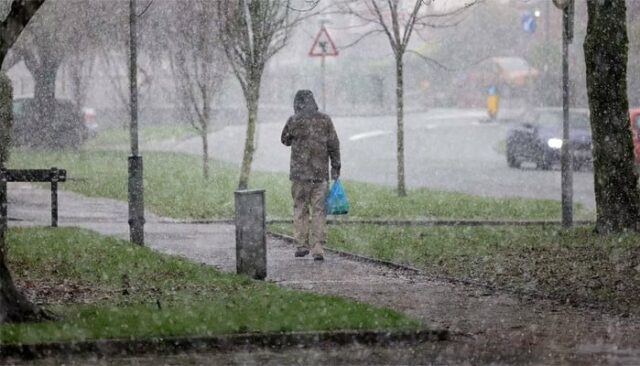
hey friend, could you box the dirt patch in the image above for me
[16,279,106,305]
[433,244,640,315]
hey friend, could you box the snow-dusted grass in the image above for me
[1,227,418,344]
[85,125,196,149]
[270,223,640,314]
[8,149,586,221]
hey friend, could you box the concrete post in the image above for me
[50,167,58,227]
[234,189,266,280]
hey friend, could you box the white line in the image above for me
[349,130,392,141]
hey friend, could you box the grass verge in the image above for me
[269,223,640,315]
[8,149,592,221]
[85,125,196,150]
[1,227,419,344]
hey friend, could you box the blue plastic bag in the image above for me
[326,179,349,215]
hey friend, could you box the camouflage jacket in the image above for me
[281,90,341,182]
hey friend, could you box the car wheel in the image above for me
[506,148,520,168]
[537,153,551,170]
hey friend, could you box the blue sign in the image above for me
[521,13,536,34]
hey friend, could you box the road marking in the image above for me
[349,130,392,141]
[471,120,491,126]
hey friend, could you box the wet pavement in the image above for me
[4,183,640,365]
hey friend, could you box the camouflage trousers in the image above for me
[291,180,328,256]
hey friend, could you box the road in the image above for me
[151,108,596,210]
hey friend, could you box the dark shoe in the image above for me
[295,248,309,257]
[313,253,324,261]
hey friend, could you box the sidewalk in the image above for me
[6,183,640,365]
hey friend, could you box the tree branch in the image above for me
[337,28,384,50]
[0,0,46,59]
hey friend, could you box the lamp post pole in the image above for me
[554,0,574,227]
[128,0,144,244]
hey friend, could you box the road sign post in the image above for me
[309,25,338,112]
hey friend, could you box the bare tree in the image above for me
[336,0,477,196]
[584,0,640,233]
[0,0,52,324]
[11,0,99,141]
[99,49,154,129]
[218,0,309,189]
[66,54,94,112]
[94,0,158,130]
[64,3,97,114]
[169,0,227,179]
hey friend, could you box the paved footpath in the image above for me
[6,183,640,365]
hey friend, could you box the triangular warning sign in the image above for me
[309,26,338,57]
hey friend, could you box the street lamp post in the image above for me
[128,0,144,244]
[553,0,574,228]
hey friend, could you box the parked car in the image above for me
[506,108,592,170]
[12,97,89,149]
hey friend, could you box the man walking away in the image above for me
[281,90,341,261]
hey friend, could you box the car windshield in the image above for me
[535,111,590,129]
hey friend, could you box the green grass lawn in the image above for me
[1,227,419,344]
[8,149,592,221]
[11,147,626,316]
[85,125,197,149]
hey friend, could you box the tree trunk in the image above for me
[24,51,60,148]
[395,53,406,197]
[238,84,259,190]
[201,125,209,180]
[584,0,640,233]
[34,63,57,115]
[201,83,210,180]
[0,233,52,323]
[0,0,50,324]
[0,74,12,164]
[0,74,52,323]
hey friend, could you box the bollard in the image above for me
[50,167,58,227]
[234,189,267,280]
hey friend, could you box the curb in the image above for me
[161,218,595,227]
[0,329,447,360]
[272,218,595,227]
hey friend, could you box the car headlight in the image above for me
[547,138,563,149]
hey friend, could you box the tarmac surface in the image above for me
[5,183,640,365]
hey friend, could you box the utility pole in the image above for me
[128,0,144,244]
[544,0,550,106]
[321,50,326,111]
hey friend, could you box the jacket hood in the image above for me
[293,90,318,114]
